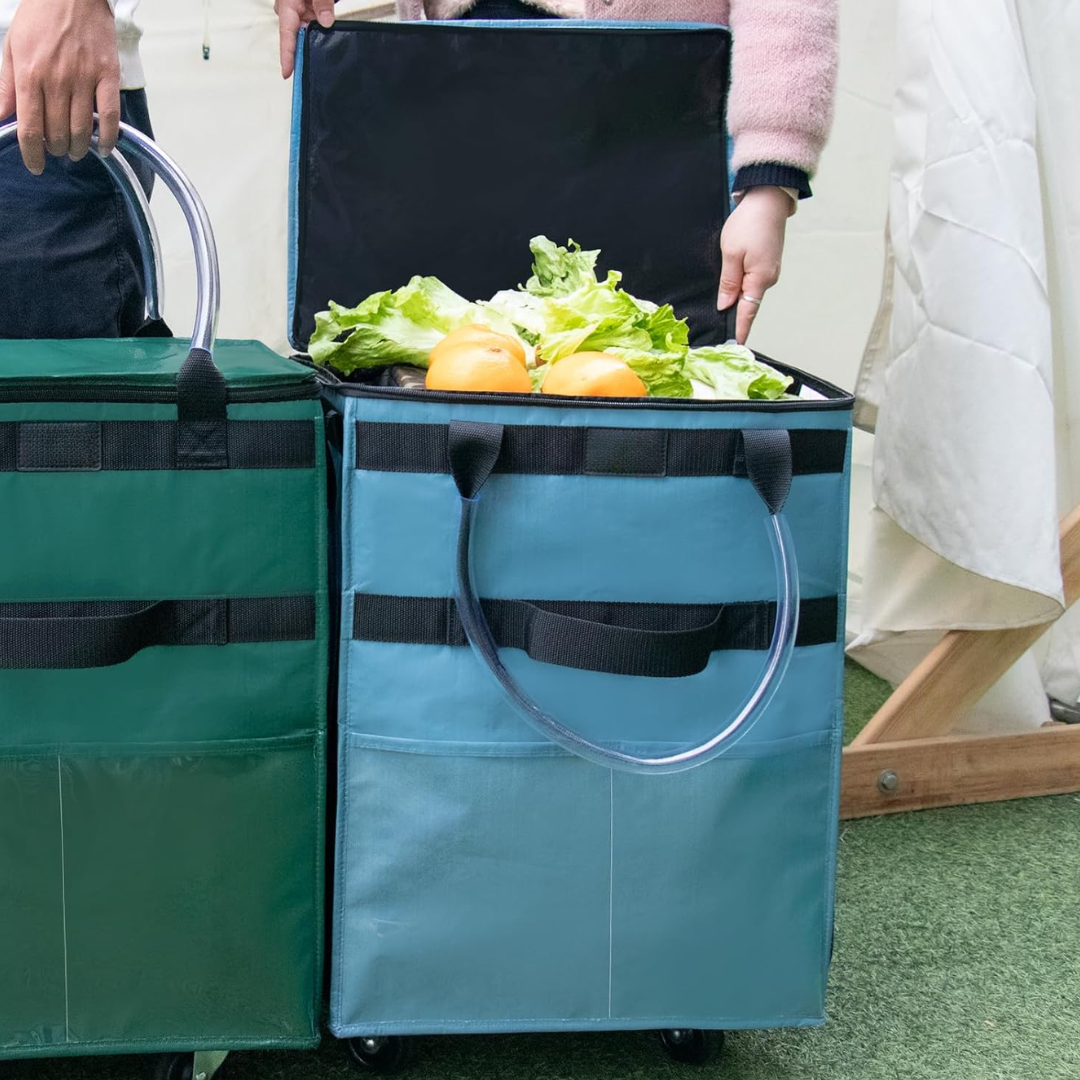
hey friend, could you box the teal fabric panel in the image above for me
[347,470,846,603]
[608,732,834,1023]
[331,387,850,1035]
[334,734,613,1033]
[343,640,840,747]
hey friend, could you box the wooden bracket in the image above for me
[841,504,1080,818]
[841,727,1080,818]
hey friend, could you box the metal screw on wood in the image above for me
[877,769,900,794]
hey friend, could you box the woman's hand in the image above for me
[717,186,794,344]
[276,0,337,79]
[0,0,120,174]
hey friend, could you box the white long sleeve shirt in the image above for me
[0,0,143,90]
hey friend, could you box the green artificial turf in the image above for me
[6,662,1080,1080]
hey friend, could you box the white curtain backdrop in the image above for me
[140,0,294,351]
[139,1,391,353]
[847,0,1080,731]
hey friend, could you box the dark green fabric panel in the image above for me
[0,339,327,1054]
[0,639,324,748]
[0,757,67,1050]
[0,339,311,388]
[57,736,320,1048]
[0,469,321,599]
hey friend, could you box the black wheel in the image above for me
[658,1029,724,1065]
[153,1054,194,1080]
[348,1036,411,1074]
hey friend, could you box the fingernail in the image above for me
[317,11,334,27]
[717,292,735,311]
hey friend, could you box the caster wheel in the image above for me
[658,1029,724,1065]
[348,1036,411,1074]
[153,1054,193,1080]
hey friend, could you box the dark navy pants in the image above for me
[0,89,154,339]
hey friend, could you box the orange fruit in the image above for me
[426,342,533,394]
[541,352,647,398]
[430,324,527,369]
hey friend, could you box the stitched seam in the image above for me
[333,409,356,1025]
[56,756,70,1043]
[0,1035,315,1050]
[607,770,614,1019]
[309,418,331,1027]
[332,1013,825,1030]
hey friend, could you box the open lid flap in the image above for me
[288,21,732,353]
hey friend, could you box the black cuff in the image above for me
[732,164,813,200]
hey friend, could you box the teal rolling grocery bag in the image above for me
[0,122,328,1078]
[290,20,853,1071]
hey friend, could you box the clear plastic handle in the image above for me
[98,148,165,324]
[1,117,229,466]
[0,117,217,353]
[448,420,801,775]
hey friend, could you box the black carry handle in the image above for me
[484,598,727,680]
[0,597,316,670]
[0,117,227,468]
[447,419,794,680]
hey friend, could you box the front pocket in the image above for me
[610,731,836,1024]
[0,757,67,1050]
[332,728,836,1033]
[0,735,323,1054]
[333,735,612,1034]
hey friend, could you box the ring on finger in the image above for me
[742,294,763,307]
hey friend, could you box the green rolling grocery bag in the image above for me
[0,121,328,1078]
[289,20,852,1072]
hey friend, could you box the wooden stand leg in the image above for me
[841,505,1080,819]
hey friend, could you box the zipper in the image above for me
[0,379,318,405]
[315,368,854,413]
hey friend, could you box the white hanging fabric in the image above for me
[848,0,1080,732]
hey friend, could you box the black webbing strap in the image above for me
[0,595,316,670]
[353,593,839,678]
[0,420,317,472]
[177,347,229,469]
[741,428,792,515]
[447,420,505,499]
[357,421,846,479]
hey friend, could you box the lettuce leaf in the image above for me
[685,343,793,400]
[486,237,692,380]
[606,348,693,398]
[524,236,602,297]
[309,276,486,373]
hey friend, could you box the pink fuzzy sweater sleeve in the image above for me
[726,0,838,176]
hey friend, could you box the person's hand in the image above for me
[0,0,120,175]
[276,0,336,80]
[717,186,793,344]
